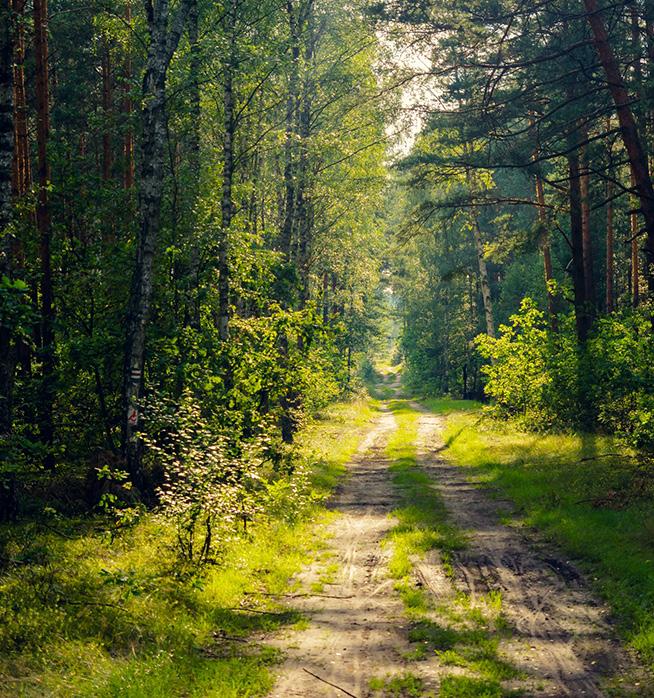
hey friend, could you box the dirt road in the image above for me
[268,401,643,697]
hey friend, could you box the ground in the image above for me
[266,384,648,697]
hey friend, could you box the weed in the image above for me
[369,672,433,697]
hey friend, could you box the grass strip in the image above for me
[375,400,520,697]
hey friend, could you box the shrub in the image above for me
[476,298,654,452]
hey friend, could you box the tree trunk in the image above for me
[280,0,300,260]
[568,145,591,343]
[535,174,558,330]
[606,178,615,312]
[296,0,316,306]
[185,0,201,329]
[0,0,14,437]
[218,0,236,342]
[11,0,28,198]
[471,215,495,337]
[123,0,192,487]
[101,37,112,181]
[579,140,596,309]
[122,0,134,189]
[583,0,654,299]
[33,0,55,469]
[631,171,640,306]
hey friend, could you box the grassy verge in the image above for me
[0,398,378,697]
[373,400,520,697]
[440,403,654,669]
[384,400,464,605]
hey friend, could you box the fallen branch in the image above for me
[221,606,288,615]
[245,591,354,600]
[302,668,360,698]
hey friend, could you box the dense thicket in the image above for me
[0,0,390,518]
[381,0,654,448]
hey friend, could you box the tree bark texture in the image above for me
[0,0,14,436]
[123,0,192,486]
[280,0,300,260]
[123,0,134,189]
[583,0,654,298]
[568,145,591,343]
[579,140,596,309]
[606,178,615,312]
[33,0,56,469]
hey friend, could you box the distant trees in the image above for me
[382,0,654,425]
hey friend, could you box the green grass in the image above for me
[385,400,465,600]
[440,403,654,669]
[383,400,520,696]
[439,675,505,698]
[421,397,482,415]
[369,672,433,697]
[0,398,378,697]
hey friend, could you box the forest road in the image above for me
[413,407,640,697]
[267,400,644,697]
[268,404,410,698]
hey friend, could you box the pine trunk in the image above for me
[101,38,112,181]
[606,179,615,313]
[11,0,28,198]
[584,0,654,299]
[568,146,591,343]
[0,0,14,437]
[580,140,596,309]
[33,0,55,469]
[631,171,640,306]
[122,0,134,189]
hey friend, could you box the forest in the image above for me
[3,0,654,695]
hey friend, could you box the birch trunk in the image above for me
[123,0,192,486]
[535,174,558,331]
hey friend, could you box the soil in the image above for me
[267,397,648,697]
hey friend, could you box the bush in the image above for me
[142,391,266,564]
[476,298,654,450]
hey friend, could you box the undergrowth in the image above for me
[0,398,378,697]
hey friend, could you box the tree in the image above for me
[123,0,194,486]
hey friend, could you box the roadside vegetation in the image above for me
[0,398,377,697]
[440,402,654,671]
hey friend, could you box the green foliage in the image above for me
[475,298,654,450]
[475,298,565,428]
